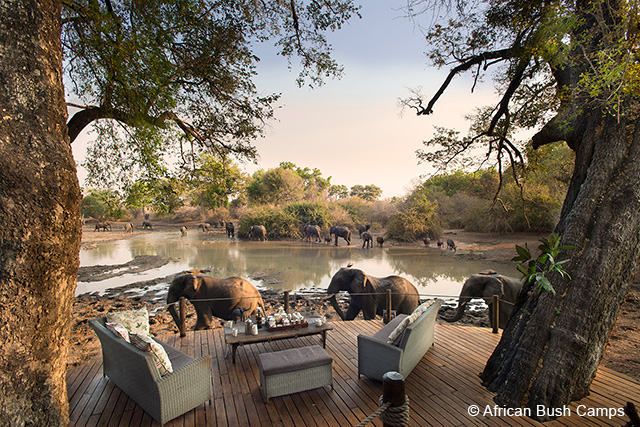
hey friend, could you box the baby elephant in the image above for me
[361,231,373,248]
[376,236,384,247]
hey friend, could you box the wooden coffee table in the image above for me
[224,321,333,364]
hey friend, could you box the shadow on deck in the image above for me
[67,321,640,426]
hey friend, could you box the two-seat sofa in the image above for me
[357,299,442,380]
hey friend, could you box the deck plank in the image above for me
[68,321,640,426]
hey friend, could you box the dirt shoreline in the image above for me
[71,222,640,381]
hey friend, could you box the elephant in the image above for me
[167,274,265,330]
[226,221,235,238]
[357,224,371,237]
[124,223,134,233]
[329,226,351,246]
[142,221,153,229]
[248,225,267,241]
[441,271,523,329]
[326,265,421,321]
[376,236,384,247]
[446,238,457,251]
[94,222,111,232]
[303,224,322,242]
[361,231,373,248]
[180,226,188,237]
[197,223,211,232]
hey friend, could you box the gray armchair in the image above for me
[89,317,212,425]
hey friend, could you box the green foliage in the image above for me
[349,184,383,201]
[63,1,360,185]
[238,206,301,239]
[81,189,125,220]
[512,234,574,295]
[246,168,305,205]
[385,196,441,242]
[189,154,249,209]
[279,162,332,197]
[284,202,332,227]
[329,184,349,199]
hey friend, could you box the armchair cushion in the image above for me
[106,307,150,336]
[130,333,173,376]
[106,322,130,342]
[386,300,436,345]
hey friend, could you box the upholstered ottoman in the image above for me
[258,345,333,402]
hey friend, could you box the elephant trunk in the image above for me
[328,294,346,321]
[167,294,182,330]
[442,297,470,323]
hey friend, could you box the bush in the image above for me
[284,201,333,227]
[238,206,301,239]
[385,197,441,242]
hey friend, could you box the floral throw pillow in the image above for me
[106,322,130,342]
[130,334,173,376]
[106,307,150,336]
[386,299,435,346]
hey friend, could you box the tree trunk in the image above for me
[480,107,640,419]
[0,0,81,425]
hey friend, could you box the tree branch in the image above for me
[417,48,518,116]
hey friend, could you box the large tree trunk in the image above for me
[479,2,640,419]
[481,102,640,419]
[0,0,81,425]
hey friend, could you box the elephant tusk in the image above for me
[322,293,339,301]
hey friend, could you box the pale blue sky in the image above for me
[247,1,496,197]
[73,1,497,198]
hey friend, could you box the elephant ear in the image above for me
[183,274,201,298]
[482,277,505,304]
[349,269,366,294]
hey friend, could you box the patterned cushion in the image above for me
[386,300,435,346]
[106,322,130,342]
[130,334,174,376]
[106,307,150,336]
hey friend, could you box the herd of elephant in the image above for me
[166,267,524,333]
[95,220,391,248]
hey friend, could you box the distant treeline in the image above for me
[82,142,573,240]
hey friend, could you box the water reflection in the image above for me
[78,232,517,297]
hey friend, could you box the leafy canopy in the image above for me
[62,0,360,187]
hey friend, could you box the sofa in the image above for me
[357,299,442,381]
[89,317,212,425]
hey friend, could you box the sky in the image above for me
[73,1,497,199]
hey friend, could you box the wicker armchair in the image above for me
[89,317,212,425]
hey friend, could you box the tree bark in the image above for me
[481,107,640,420]
[0,0,81,425]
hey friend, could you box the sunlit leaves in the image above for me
[512,233,574,294]
[62,0,360,186]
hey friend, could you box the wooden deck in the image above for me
[67,321,640,426]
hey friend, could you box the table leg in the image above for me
[232,344,238,364]
[321,330,327,348]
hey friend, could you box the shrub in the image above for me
[385,197,441,242]
[284,201,333,227]
[238,206,301,239]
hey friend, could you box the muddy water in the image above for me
[77,232,516,297]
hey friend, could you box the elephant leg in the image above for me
[345,304,361,320]
[193,303,212,330]
[334,235,338,246]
